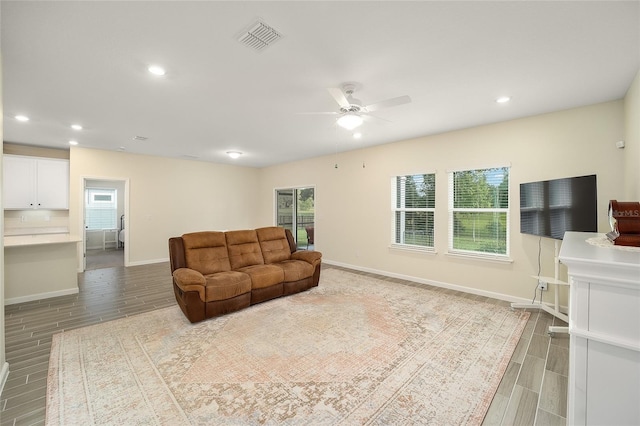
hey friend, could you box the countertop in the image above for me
[4,233,82,247]
[559,232,640,286]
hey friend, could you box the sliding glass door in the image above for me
[276,187,314,250]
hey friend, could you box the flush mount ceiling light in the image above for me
[148,65,166,76]
[71,124,83,130]
[353,132,362,139]
[15,115,29,122]
[226,151,243,159]
[496,96,511,104]
[337,112,363,130]
[68,140,78,146]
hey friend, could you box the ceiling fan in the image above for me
[309,83,412,130]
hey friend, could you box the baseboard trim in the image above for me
[322,259,564,308]
[4,287,79,306]
[126,257,169,267]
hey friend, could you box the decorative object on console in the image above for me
[606,200,640,247]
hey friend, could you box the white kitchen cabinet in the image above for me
[559,232,640,426]
[3,155,69,210]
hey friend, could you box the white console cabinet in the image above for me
[3,155,69,210]
[559,232,640,426]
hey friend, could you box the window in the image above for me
[392,173,435,249]
[448,167,509,256]
[85,188,117,230]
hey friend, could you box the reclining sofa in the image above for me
[168,226,322,323]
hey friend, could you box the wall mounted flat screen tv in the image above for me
[520,174,598,240]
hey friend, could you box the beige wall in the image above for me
[69,148,261,265]
[624,69,640,199]
[257,100,627,303]
[5,96,633,307]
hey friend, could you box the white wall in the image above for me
[0,47,8,393]
[624,69,640,199]
[69,148,261,265]
[257,100,627,304]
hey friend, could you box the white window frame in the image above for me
[447,166,510,260]
[390,173,436,251]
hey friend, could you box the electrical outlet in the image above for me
[537,281,548,291]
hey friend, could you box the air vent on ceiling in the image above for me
[132,136,148,141]
[237,20,283,52]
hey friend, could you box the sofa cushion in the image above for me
[182,231,231,275]
[237,264,284,289]
[276,259,314,282]
[226,230,265,269]
[204,271,252,302]
[256,227,292,264]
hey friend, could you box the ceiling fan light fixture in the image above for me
[337,113,363,130]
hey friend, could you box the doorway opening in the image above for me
[275,187,315,250]
[82,178,128,271]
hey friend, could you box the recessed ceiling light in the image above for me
[68,140,78,146]
[15,115,29,122]
[496,96,511,104]
[353,132,362,139]
[71,124,83,130]
[226,151,243,159]
[148,65,166,76]
[132,135,148,141]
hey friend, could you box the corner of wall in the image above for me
[624,69,640,200]
[0,48,8,393]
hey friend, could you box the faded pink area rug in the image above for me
[46,268,528,425]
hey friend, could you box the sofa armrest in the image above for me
[291,250,322,265]
[172,268,206,301]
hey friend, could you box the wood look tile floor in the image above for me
[1,263,568,425]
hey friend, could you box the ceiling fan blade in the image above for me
[363,113,392,123]
[327,87,350,108]
[364,95,411,112]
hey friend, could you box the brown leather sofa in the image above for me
[168,226,322,323]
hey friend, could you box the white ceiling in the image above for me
[2,1,639,168]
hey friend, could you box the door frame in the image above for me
[80,176,130,271]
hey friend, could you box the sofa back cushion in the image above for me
[226,230,265,269]
[256,227,292,264]
[181,231,231,275]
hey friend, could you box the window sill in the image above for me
[389,244,437,255]
[445,251,513,264]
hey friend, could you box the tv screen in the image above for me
[520,174,598,240]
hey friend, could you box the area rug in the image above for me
[46,268,528,425]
